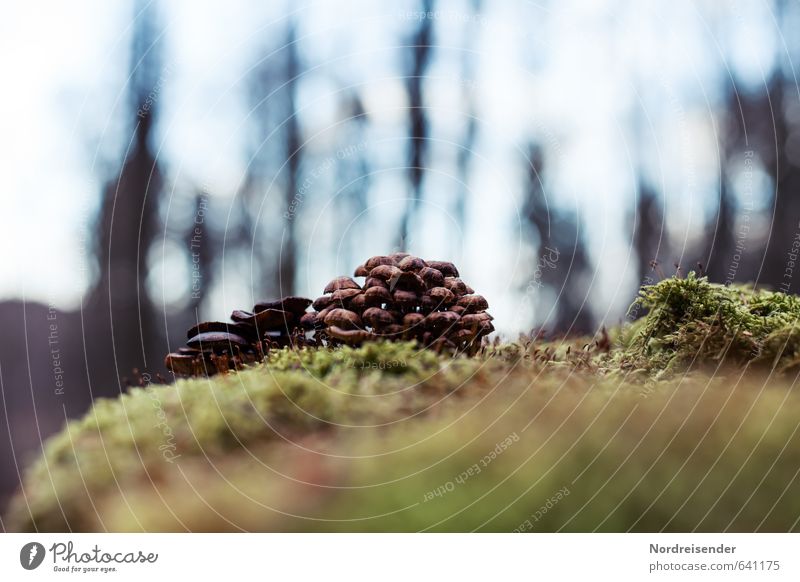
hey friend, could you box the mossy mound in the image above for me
[6,276,800,532]
[616,272,800,375]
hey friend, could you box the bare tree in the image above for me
[398,0,435,249]
[522,143,594,334]
[632,181,667,284]
[88,0,166,387]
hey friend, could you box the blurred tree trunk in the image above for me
[522,144,594,334]
[279,22,301,296]
[398,0,434,249]
[632,181,667,284]
[88,0,165,387]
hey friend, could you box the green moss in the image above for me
[617,272,800,374]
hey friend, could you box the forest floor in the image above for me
[6,274,800,532]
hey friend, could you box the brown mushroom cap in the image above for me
[425,310,461,330]
[397,255,427,272]
[312,295,334,311]
[252,308,297,330]
[323,308,362,329]
[419,267,445,289]
[354,264,370,277]
[165,353,204,376]
[324,276,361,294]
[362,307,395,328]
[187,331,251,351]
[177,346,202,355]
[331,288,362,304]
[253,296,312,314]
[299,311,318,329]
[456,294,489,313]
[392,289,418,308]
[326,325,376,345]
[349,293,367,313]
[375,323,405,337]
[365,255,397,269]
[402,312,425,329]
[230,309,255,323]
[460,312,494,327]
[389,270,425,293]
[364,285,392,306]
[450,328,478,344]
[364,277,389,290]
[426,261,459,277]
[425,286,456,306]
[369,264,403,281]
[388,252,411,261]
[443,277,469,296]
[187,321,255,341]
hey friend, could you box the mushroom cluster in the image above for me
[302,253,494,353]
[165,255,494,378]
[165,296,311,377]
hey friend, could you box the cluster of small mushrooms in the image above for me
[165,253,493,377]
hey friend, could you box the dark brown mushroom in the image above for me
[326,325,376,345]
[187,331,251,351]
[324,276,361,294]
[375,323,405,337]
[364,285,392,306]
[177,346,202,355]
[331,288,362,304]
[443,277,468,296]
[369,264,403,281]
[354,264,370,277]
[389,270,425,292]
[392,289,418,309]
[252,308,297,330]
[323,308,362,330]
[402,312,425,329]
[419,267,445,289]
[312,294,334,311]
[186,321,251,340]
[460,312,494,328]
[397,255,426,272]
[426,261,459,277]
[425,311,461,331]
[362,307,395,328]
[299,311,318,329]
[230,309,255,323]
[165,353,205,376]
[457,294,489,313]
[426,286,455,306]
[363,277,389,290]
[349,293,367,313]
[253,296,312,314]
[365,255,397,269]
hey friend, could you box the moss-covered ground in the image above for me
[6,274,800,531]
